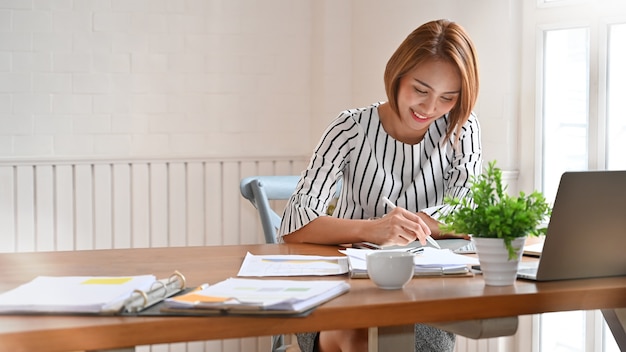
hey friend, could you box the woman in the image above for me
[278,19,482,352]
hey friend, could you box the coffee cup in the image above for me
[366,251,415,289]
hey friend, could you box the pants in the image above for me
[295,324,455,352]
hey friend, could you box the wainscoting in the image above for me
[0,157,525,352]
[0,156,309,253]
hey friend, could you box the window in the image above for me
[542,26,589,200]
[523,0,626,351]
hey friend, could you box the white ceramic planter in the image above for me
[473,237,526,286]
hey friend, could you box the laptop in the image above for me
[517,170,626,281]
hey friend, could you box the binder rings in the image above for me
[0,271,186,315]
[122,271,186,313]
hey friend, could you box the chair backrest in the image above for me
[240,176,300,244]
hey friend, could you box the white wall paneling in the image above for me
[0,156,309,253]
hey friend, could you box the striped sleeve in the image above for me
[278,109,361,240]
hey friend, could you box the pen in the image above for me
[381,196,442,249]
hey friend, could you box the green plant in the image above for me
[439,161,552,259]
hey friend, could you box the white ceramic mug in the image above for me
[366,251,415,289]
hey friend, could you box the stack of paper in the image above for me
[163,277,350,315]
[340,247,479,278]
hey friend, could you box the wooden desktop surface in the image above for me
[1,244,625,352]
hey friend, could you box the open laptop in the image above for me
[517,170,626,281]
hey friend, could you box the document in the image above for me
[237,252,350,277]
[0,272,186,315]
[340,247,479,278]
[162,277,350,315]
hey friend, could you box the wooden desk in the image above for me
[1,244,625,352]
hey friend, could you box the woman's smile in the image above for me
[411,109,431,121]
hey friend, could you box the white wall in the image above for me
[0,0,315,158]
[0,0,522,173]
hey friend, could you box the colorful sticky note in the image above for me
[81,277,133,285]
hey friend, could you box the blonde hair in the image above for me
[384,19,480,143]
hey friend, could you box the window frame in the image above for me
[521,1,626,351]
[522,0,626,191]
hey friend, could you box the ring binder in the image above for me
[122,271,186,313]
[0,274,190,315]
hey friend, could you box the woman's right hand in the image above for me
[366,207,432,247]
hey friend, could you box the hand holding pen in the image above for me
[381,196,442,249]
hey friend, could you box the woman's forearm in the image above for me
[281,216,371,245]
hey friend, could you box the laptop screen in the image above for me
[523,170,626,281]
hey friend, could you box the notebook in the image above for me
[517,170,626,281]
[161,278,350,316]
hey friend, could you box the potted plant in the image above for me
[438,161,552,285]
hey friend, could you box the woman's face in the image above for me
[395,59,461,142]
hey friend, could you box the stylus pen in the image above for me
[381,196,442,249]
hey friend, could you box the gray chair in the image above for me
[240,175,342,244]
[239,175,301,352]
[240,175,300,244]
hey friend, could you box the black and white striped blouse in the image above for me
[278,103,482,241]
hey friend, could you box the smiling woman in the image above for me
[277,19,482,352]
